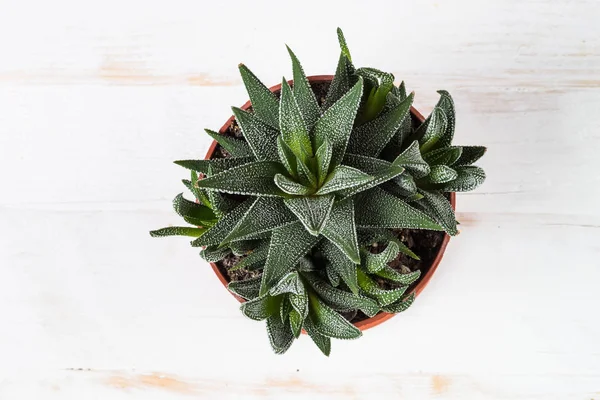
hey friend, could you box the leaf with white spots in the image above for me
[315,138,333,185]
[279,79,313,160]
[191,198,254,247]
[196,161,286,197]
[308,292,362,339]
[232,107,279,161]
[289,308,303,338]
[277,135,298,177]
[304,315,331,356]
[224,197,296,243]
[266,315,295,354]
[435,166,486,192]
[315,165,373,195]
[361,241,400,273]
[304,273,379,317]
[269,271,305,297]
[393,141,430,179]
[423,146,463,166]
[240,293,281,321]
[228,276,262,300]
[319,239,359,294]
[375,267,421,285]
[357,268,408,307]
[381,293,416,314]
[284,195,334,236]
[204,129,253,157]
[274,174,313,196]
[172,193,217,226]
[452,146,487,166]
[238,64,280,128]
[230,241,270,270]
[425,165,458,184]
[149,226,207,238]
[322,198,361,264]
[286,46,321,130]
[174,156,253,175]
[199,245,231,262]
[340,154,405,198]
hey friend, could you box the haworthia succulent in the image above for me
[304,273,379,317]
[347,92,414,157]
[381,293,416,313]
[240,293,280,321]
[393,141,430,179]
[286,46,321,130]
[314,78,363,168]
[274,174,313,196]
[422,146,463,166]
[323,49,355,110]
[357,268,408,307]
[295,156,318,188]
[196,161,287,197]
[238,64,280,128]
[425,165,458,184]
[289,308,303,338]
[260,222,320,295]
[149,226,207,238]
[304,315,332,356]
[230,240,270,270]
[308,292,362,339]
[206,189,239,219]
[340,154,405,198]
[266,314,295,354]
[355,187,442,231]
[191,198,254,247]
[315,165,373,195]
[322,198,360,264]
[315,138,333,186]
[200,245,232,262]
[204,129,252,157]
[375,267,421,285]
[279,79,313,160]
[436,166,486,192]
[434,90,456,149]
[172,193,217,226]
[228,276,262,300]
[452,146,487,166]
[319,239,359,294]
[418,107,448,154]
[232,107,279,161]
[276,135,298,178]
[283,195,335,236]
[361,241,400,273]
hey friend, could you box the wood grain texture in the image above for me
[1,0,599,399]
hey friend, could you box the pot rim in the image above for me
[204,75,455,331]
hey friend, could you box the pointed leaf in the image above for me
[191,198,254,247]
[388,173,418,197]
[322,198,360,264]
[207,190,239,218]
[204,129,252,157]
[232,107,279,161]
[323,51,355,110]
[426,165,458,184]
[267,315,295,354]
[308,293,361,339]
[315,138,333,185]
[452,146,487,166]
[279,79,313,159]
[196,161,286,197]
[304,315,331,356]
[393,141,430,179]
[295,156,318,188]
[280,295,292,323]
[381,293,416,313]
[172,193,216,226]
[423,146,463,166]
[434,90,456,149]
[289,291,309,319]
[362,241,400,273]
[355,187,443,231]
[284,195,334,236]
[224,197,296,243]
[269,271,305,296]
[419,107,448,153]
[304,273,379,317]
[436,166,486,192]
[315,165,373,195]
[276,135,298,177]
[274,173,313,196]
[240,293,280,321]
[174,156,253,174]
[231,240,270,270]
[149,226,207,238]
[286,46,321,130]
[375,267,421,285]
[336,27,352,62]
[289,308,303,338]
[238,64,280,128]
[200,245,231,262]
[314,79,363,167]
[348,93,414,157]
[260,222,320,295]
[340,154,405,197]
[319,239,359,294]
[357,268,408,307]
[227,275,262,300]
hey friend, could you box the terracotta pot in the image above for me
[205,75,455,331]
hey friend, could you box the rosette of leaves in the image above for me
[151,28,487,356]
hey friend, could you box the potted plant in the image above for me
[151,28,486,355]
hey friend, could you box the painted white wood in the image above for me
[1,0,599,398]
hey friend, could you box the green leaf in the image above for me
[304,273,379,317]
[284,195,335,236]
[336,27,352,62]
[149,226,207,238]
[295,156,318,188]
[393,141,430,179]
[191,198,254,247]
[355,67,395,123]
[240,293,280,321]
[196,161,286,197]
[314,78,363,168]
[174,157,253,174]
[357,268,407,307]
[238,64,280,128]
[362,241,400,273]
[382,293,416,313]
[348,92,414,157]
[322,198,360,264]
[232,107,279,161]
[260,222,320,295]
[290,290,309,319]
[357,228,419,260]
[323,48,355,110]
[340,154,405,198]
[229,239,262,256]
[269,272,305,296]
[419,107,448,153]
[274,174,313,196]
[319,239,359,294]
[315,165,372,195]
[326,265,340,287]
[230,240,270,270]
[280,295,292,323]
[436,166,486,192]
[315,138,333,186]
[182,171,211,207]
[308,293,362,339]
[398,81,407,100]
[204,129,252,157]
[279,79,313,159]
[423,146,463,166]
[355,187,443,231]
[266,315,295,354]
[289,308,303,338]
[375,267,421,285]
[199,245,231,262]
[426,165,458,184]
[452,146,487,166]
[224,197,296,243]
[227,276,262,300]
[434,90,456,149]
[388,173,418,197]
[172,193,216,226]
[286,46,321,130]
[206,190,239,219]
[304,315,331,356]
[277,135,298,177]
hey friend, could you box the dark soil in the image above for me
[209,78,446,322]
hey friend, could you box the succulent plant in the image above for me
[151,28,486,356]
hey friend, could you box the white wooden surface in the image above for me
[1,1,599,398]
